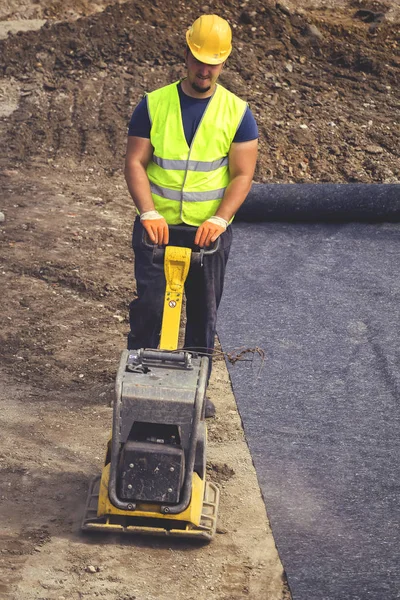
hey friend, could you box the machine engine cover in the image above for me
[117,441,185,503]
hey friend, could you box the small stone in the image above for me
[305,24,323,40]
[216,527,228,534]
[86,565,97,573]
[299,124,308,129]
[34,546,41,552]
[99,61,107,69]
[285,62,293,73]
[365,145,384,154]
[276,1,293,16]
[0,212,5,222]
[299,56,307,64]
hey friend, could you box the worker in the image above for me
[125,14,258,416]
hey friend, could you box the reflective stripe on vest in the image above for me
[150,183,226,202]
[146,81,247,226]
[152,155,229,172]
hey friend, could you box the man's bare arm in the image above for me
[124,136,155,213]
[124,136,169,244]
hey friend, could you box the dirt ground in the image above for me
[0,1,399,599]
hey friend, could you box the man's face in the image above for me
[185,50,224,94]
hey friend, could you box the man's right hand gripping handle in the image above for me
[140,210,169,245]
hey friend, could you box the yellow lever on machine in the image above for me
[159,246,192,351]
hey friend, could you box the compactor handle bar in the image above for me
[142,225,220,266]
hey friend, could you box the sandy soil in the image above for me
[0,162,288,600]
[0,0,399,598]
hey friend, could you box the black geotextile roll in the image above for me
[217,185,400,600]
[236,184,400,222]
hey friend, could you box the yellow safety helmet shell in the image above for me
[186,15,232,65]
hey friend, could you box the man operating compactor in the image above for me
[125,14,258,416]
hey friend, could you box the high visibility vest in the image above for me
[146,81,247,226]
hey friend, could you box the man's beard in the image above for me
[191,80,211,94]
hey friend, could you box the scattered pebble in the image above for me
[216,527,228,534]
[365,145,384,154]
[305,24,323,40]
[0,212,5,222]
[276,1,293,16]
[86,565,97,574]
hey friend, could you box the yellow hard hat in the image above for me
[186,15,232,65]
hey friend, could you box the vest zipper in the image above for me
[180,85,218,222]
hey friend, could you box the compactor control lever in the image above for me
[142,226,220,351]
[142,226,220,267]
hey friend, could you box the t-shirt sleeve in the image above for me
[128,97,151,138]
[233,106,259,143]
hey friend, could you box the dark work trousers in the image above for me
[128,217,233,380]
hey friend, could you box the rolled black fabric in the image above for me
[218,219,400,600]
[236,184,400,222]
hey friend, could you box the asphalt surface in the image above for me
[218,190,400,600]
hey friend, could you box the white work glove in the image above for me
[194,216,228,247]
[140,210,169,245]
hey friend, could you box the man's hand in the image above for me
[194,216,228,247]
[140,210,169,245]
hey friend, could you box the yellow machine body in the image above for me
[82,245,219,540]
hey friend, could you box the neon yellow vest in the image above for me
[146,81,247,226]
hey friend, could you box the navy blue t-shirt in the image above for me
[128,83,258,146]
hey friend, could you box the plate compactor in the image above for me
[82,233,220,541]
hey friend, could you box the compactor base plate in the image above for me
[81,475,219,542]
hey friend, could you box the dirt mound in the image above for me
[0,0,399,182]
[0,0,126,21]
